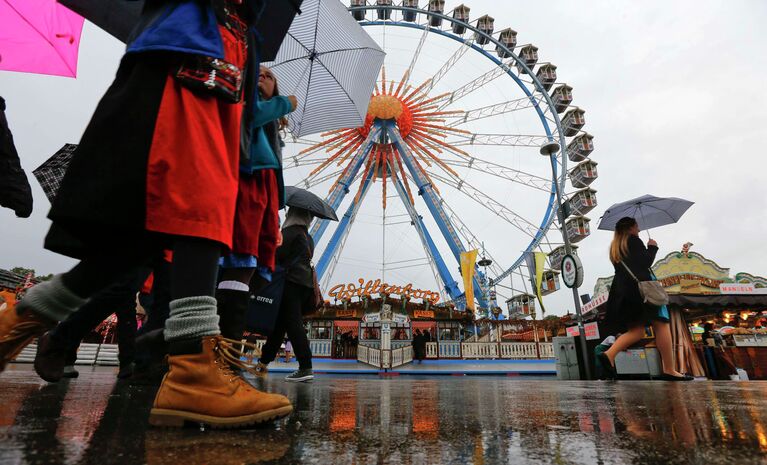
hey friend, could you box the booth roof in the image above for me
[670,293,767,311]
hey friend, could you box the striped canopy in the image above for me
[264,0,385,137]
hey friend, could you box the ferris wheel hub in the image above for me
[368,94,404,120]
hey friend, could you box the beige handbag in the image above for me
[620,261,669,306]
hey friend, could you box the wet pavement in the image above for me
[1,366,766,465]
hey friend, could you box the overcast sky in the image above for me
[1,0,766,316]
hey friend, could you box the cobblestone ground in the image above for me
[1,365,766,465]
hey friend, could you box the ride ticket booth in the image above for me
[333,320,360,359]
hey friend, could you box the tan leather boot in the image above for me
[149,336,292,428]
[0,301,54,372]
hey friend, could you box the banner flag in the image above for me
[534,252,548,316]
[460,249,478,312]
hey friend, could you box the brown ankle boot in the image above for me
[149,336,292,428]
[0,301,55,372]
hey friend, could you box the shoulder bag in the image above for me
[620,261,669,306]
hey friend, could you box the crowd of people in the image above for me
[0,0,318,428]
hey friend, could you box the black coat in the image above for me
[0,97,33,218]
[605,235,659,330]
[277,225,315,288]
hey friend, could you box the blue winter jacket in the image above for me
[243,96,292,208]
[125,0,265,58]
[245,96,292,171]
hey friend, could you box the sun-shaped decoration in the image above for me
[299,67,473,209]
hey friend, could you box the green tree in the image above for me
[10,267,35,277]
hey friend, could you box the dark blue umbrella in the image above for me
[597,194,694,232]
[285,186,338,221]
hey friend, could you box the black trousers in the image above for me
[52,267,151,366]
[260,282,312,369]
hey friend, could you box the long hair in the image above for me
[261,66,289,131]
[609,217,637,264]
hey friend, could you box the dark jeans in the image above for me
[260,282,312,369]
[52,267,151,366]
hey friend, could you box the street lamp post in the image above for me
[540,141,592,380]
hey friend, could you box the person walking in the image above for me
[599,217,693,381]
[0,1,293,427]
[413,329,424,364]
[217,65,297,342]
[256,207,317,382]
[33,267,151,382]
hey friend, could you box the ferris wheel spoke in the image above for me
[435,196,508,277]
[441,158,552,193]
[428,171,544,240]
[436,59,514,110]
[283,156,334,169]
[295,168,346,190]
[285,136,324,146]
[421,37,475,96]
[446,93,546,127]
[400,23,430,91]
[448,132,552,147]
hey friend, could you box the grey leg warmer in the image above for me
[16,274,88,322]
[164,296,220,342]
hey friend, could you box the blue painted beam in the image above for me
[316,165,376,280]
[310,125,383,245]
[384,121,487,309]
[390,166,461,300]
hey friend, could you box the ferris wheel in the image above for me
[281,1,598,317]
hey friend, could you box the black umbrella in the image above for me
[57,0,302,62]
[58,0,141,43]
[285,186,338,221]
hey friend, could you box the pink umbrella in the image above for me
[0,0,85,78]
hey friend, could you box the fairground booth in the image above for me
[284,277,558,367]
[584,248,767,379]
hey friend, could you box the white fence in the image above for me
[357,344,413,369]
[425,342,439,359]
[309,339,332,357]
[461,342,500,359]
[460,342,555,360]
[539,342,554,358]
[391,345,413,368]
[499,342,539,359]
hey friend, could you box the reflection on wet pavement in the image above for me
[1,366,766,464]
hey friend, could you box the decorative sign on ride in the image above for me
[413,310,435,319]
[561,254,584,289]
[720,283,767,295]
[658,274,724,289]
[581,293,608,313]
[393,313,410,324]
[328,278,441,304]
[336,308,355,318]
